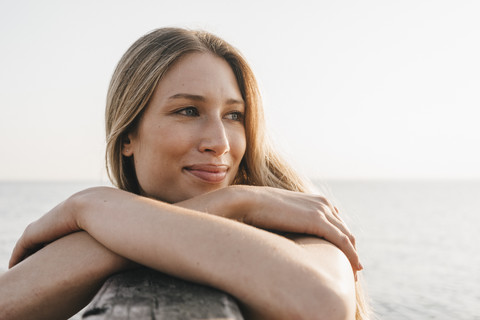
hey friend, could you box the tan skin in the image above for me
[1,53,361,320]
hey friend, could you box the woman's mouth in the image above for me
[183,164,229,183]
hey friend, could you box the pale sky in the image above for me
[1,0,479,181]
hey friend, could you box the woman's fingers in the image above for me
[9,237,29,268]
[325,222,361,271]
[9,236,31,268]
[9,223,45,268]
[8,199,78,268]
[316,198,357,249]
[314,212,362,273]
[325,210,357,249]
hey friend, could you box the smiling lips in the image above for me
[183,164,229,183]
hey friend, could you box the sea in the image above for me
[0,180,479,320]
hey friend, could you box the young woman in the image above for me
[0,28,370,319]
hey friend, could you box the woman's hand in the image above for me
[7,185,358,317]
[11,185,361,275]
[8,190,90,268]
[176,185,362,273]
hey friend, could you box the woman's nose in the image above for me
[198,118,230,156]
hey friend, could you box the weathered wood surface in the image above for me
[82,268,244,320]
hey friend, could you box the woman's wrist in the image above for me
[65,188,93,232]
[67,186,110,232]
[223,185,257,222]
[174,185,255,221]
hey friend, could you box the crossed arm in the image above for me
[1,185,360,320]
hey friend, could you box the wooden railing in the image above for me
[81,268,244,320]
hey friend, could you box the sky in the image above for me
[1,0,479,181]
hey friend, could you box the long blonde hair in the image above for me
[105,27,308,194]
[105,27,370,319]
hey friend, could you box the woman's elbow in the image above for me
[246,278,356,320]
[290,237,357,319]
[282,274,356,320]
[315,283,356,320]
[293,286,354,320]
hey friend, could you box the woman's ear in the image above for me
[122,134,134,157]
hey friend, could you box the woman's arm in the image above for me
[176,185,361,273]
[10,187,356,319]
[11,186,360,273]
[0,232,133,320]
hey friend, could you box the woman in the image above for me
[0,28,369,319]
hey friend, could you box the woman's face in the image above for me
[123,52,246,203]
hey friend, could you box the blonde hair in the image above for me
[105,27,308,193]
[105,27,370,319]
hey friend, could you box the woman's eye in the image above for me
[177,107,199,117]
[225,111,244,122]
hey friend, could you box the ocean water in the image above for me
[1,180,479,319]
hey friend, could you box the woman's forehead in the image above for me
[152,52,244,104]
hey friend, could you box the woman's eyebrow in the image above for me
[168,93,206,102]
[168,93,244,106]
[225,98,244,106]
